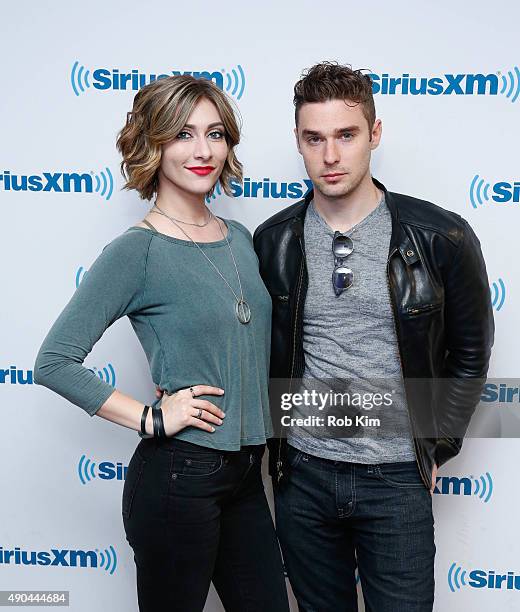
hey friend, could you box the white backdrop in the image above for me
[1,1,518,610]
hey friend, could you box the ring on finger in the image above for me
[196,408,203,419]
[189,386,195,397]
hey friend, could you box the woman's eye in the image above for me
[209,130,225,140]
[176,131,191,140]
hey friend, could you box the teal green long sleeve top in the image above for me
[33,219,274,450]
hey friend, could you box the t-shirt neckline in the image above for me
[126,218,233,248]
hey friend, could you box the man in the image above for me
[253,62,494,611]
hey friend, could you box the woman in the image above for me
[33,75,289,612]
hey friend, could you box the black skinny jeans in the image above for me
[122,437,289,612]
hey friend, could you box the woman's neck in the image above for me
[154,181,209,224]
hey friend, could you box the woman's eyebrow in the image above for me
[183,122,225,129]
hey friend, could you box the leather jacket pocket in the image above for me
[404,302,443,316]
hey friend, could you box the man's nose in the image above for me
[323,139,340,165]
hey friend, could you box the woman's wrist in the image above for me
[145,407,154,436]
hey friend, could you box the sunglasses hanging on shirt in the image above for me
[332,230,355,296]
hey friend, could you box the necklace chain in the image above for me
[151,202,246,306]
[151,201,212,227]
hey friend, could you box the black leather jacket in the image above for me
[253,177,494,489]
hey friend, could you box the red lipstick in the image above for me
[186,166,215,176]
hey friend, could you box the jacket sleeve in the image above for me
[33,232,150,416]
[434,218,495,467]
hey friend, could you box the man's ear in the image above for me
[294,127,302,154]
[370,118,382,150]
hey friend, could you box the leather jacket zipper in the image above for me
[277,233,306,483]
[406,303,442,316]
[386,248,430,488]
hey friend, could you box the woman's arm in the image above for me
[33,231,225,435]
[33,231,148,415]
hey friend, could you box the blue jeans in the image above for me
[274,444,435,612]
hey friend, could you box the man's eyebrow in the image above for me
[301,126,361,137]
[183,122,225,129]
[301,129,322,137]
[334,126,360,134]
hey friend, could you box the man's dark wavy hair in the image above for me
[294,61,376,131]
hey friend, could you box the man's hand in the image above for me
[430,463,438,496]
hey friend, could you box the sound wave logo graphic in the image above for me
[91,167,113,200]
[473,472,493,502]
[95,546,117,574]
[71,61,91,96]
[469,174,491,208]
[499,66,520,103]
[448,562,468,592]
[87,363,116,387]
[490,279,506,311]
[75,266,87,288]
[205,181,222,204]
[223,65,246,100]
[78,455,96,485]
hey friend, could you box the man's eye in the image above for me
[176,131,191,140]
[307,137,321,144]
[342,133,353,140]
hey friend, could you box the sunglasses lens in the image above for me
[333,266,354,292]
[333,235,354,258]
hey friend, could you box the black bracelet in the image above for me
[140,405,151,436]
[152,404,166,438]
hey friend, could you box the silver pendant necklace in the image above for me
[152,202,251,324]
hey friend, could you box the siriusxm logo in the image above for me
[0,366,32,385]
[434,473,493,502]
[370,67,520,102]
[470,174,520,207]
[205,178,313,203]
[481,383,520,403]
[78,455,128,484]
[0,545,117,574]
[0,168,114,200]
[448,563,520,591]
[1,364,116,386]
[71,61,246,100]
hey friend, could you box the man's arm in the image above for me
[434,218,495,467]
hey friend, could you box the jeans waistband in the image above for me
[154,436,265,455]
[288,444,417,472]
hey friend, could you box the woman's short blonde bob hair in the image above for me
[116,75,242,201]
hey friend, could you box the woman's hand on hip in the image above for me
[160,385,226,436]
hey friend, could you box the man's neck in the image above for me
[312,174,383,233]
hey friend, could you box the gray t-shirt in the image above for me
[33,219,273,450]
[287,195,416,463]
